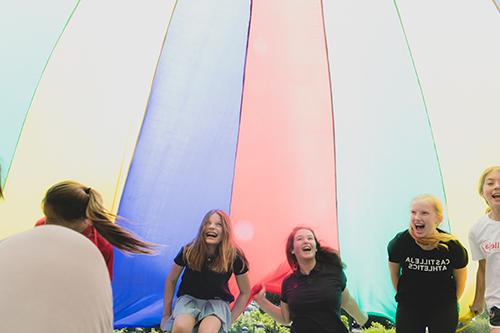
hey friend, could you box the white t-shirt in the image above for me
[469,214,500,311]
[0,225,113,332]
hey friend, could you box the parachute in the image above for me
[1,0,499,327]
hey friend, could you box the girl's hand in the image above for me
[469,303,484,315]
[160,312,171,330]
[253,284,267,304]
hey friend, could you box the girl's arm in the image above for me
[161,263,183,324]
[253,286,291,325]
[388,262,400,291]
[470,259,486,314]
[453,267,467,300]
[341,288,368,326]
[230,273,251,323]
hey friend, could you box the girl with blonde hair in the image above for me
[469,166,500,332]
[388,194,468,333]
[161,209,250,333]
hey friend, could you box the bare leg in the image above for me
[198,315,222,333]
[172,314,196,333]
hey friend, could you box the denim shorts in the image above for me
[162,295,231,333]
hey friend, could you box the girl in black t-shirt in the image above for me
[388,194,468,333]
[254,226,369,333]
[160,209,250,333]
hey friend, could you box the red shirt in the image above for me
[35,217,114,279]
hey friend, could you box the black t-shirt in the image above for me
[281,262,348,333]
[387,229,468,305]
[174,246,248,302]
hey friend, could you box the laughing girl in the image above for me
[161,209,250,333]
[469,166,500,333]
[254,226,369,333]
[388,194,468,333]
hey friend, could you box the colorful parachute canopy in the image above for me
[1,0,499,328]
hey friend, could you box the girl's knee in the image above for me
[198,315,222,333]
[172,315,196,333]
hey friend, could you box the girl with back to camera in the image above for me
[469,166,500,333]
[160,209,250,333]
[388,194,468,333]
[254,226,369,333]
[39,180,155,278]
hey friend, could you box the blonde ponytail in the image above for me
[409,226,455,250]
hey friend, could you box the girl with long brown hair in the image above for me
[254,226,370,333]
[160,209,250,333]
[37,180,155,279]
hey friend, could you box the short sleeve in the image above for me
[387,232,403,263]
[450,240,468,269]
[340,268,347,291]
[280,277,289,303]
[233,253,249,275]
[34,217,46,227]
[468,226,485,261]
[173,247,186,267]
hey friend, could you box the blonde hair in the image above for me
[409,194,455,250]
[42,180,155,254]
[184,210,247,273]
[478,166,500,214]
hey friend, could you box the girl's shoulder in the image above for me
[436,229,463,246]
[471,215,499,232]
[174,245,188,266]
[388,230,411,260]
[389,229,410,244]
[282,270,297,286]
[233,247,249,274]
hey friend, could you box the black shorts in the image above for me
[490,306,500,328]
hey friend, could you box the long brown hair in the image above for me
[183,209,247,273]
[285,226,343,271]
[42,180,155,254]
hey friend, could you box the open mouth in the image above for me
[205,231,218,239]
[413,223,425,232]
[492,193,500,199]
[301,245,312,252]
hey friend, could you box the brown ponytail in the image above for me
[43,180,155,254]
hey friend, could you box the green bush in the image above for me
[361,322,395,333]
[229,306,290,333]
[459,310,490,333]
